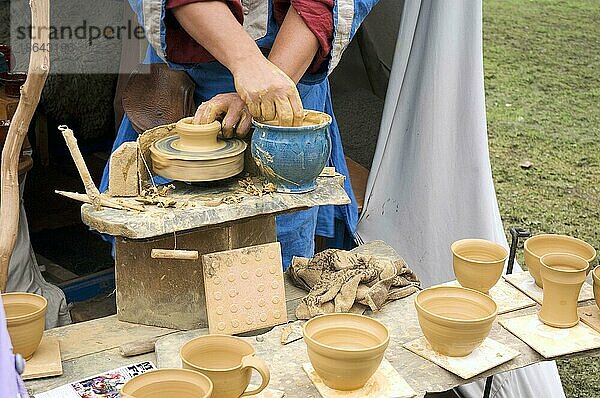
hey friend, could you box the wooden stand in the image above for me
[115,215,276,330]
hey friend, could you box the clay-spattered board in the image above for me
[303,359,416,398]
[22,336,62,380]
[202,242,288,334]
[579,305,600,334]
[439,280,536,315]
[504,271,594,304]
[403,337,520,380]
[499,313,600,358]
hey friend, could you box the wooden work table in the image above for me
[25,241,600,397]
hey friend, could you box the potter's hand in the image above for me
[232,58,304,127]
[194,93,252,139]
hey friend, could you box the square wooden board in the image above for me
[202,242,288,335]
[303,359,416,398]
[504,271,594,305]
[22,336,62,380]
[499,313,600,358]
[578,304,600,334]
[403,337,519,380]
[439,280,536,314]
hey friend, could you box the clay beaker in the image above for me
[180,334,269,398]
[592,266,600,309]
[120,368,213,398]
[451,239,508,294]
[2,292,47,360]
[538,253,589,328]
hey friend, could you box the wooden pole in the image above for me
[0,0,50,291]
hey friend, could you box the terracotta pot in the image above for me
[174,118,224,151]
[524,234,596,288]
[415,286,497,357]
[2,292,47,360]
[452,239,508,294]
[302,313,389,391]
[538,253,588,328]
[120,368,213,398]
[180,334,270,398]
[593,266,600,310]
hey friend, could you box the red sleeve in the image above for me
[164,0,244,64]
[273,0,335,73]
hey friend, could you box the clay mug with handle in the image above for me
[180,334,270,398]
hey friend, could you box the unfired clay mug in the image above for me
[180,335,270,398]
[538,253,589,328]
[451,239,508,294]
[2,292,47,360]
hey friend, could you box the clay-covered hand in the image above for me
[232,58,304,127]
[193,93,253,139]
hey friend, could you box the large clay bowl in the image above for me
[303,313,389,391]
[524,234,596,288]
[592,266,600,310]
[451,239,508,294]
[251,110,332,193]
[120,369,213,398]
[415,286,497,357]
[2,292,47,360]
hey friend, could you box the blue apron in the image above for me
[100,3,361,268]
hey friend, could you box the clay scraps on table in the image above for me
[289,249,421,320]
[136,183,177,208]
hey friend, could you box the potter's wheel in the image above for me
[150,119,247,182]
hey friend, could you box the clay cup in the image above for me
[524,234,596,288]
[2,292,47,360]
[452,239,508,294]
[302,313,390,391]
[593,266,600,310]
[415,286,497,357]
[120,368,213,398]
[180,334,270,398]
[538,253,589,328]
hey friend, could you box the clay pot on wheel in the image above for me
[302,313,389,391]
[120,369,213,398]
[180,334,270,398]
[415,286,497,357]
[538,253,589,328]
[524,234,596,288]
[593,266,600,310]
[452,239,508,294]
[251,110,332,193]
[2,292,47,360]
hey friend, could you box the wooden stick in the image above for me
[59,126,102,209]
[151,249,199,260]
[0,0,50,292]
[55,190,145,212]
[119,337,159,357]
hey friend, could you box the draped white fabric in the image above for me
[355,1,564,397]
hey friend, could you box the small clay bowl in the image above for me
[452,239,508,294]
[415,286,497,357]
[2,292,47,360]
[120,369,213,398]
[0,72,27,97]
[525,234,596,288]
[303,313,389,391]
[592,266,600,310]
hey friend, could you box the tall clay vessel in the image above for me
[538,253,589,328]
[2,292,47,360]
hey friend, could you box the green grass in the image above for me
[483,0,600,396]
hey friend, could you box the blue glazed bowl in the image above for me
[251,110,332,193]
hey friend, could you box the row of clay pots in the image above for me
[122,313,390,396]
